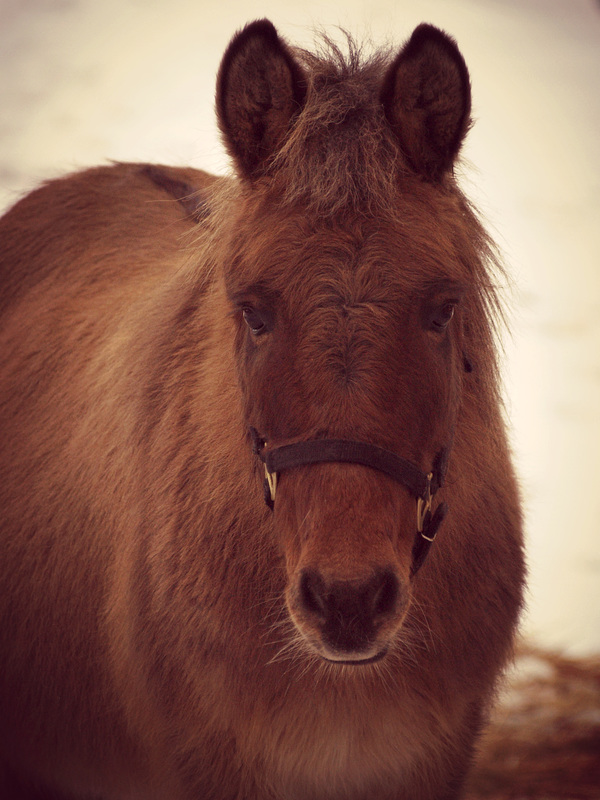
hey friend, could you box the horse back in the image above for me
[0,162,216,316]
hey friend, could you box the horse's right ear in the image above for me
[380,24,471,180]
[216,20,307,180]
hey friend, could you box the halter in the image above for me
[250,429,450,577]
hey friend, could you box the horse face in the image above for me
[217,19,472,664]
[225,208,466,663]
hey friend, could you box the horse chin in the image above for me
[321,648,389,666]
[296,627,393,667]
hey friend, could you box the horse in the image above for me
[0,19,525,800]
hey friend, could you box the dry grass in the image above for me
[467,646,600,799]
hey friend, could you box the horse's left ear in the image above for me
[380,24,471,181]
[216,20,307,179]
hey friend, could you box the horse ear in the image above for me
[216,20,307,179]
[380,24,471,180]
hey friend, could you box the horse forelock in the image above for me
[269,34,399,216]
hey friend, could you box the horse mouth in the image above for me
[321,648,388,666]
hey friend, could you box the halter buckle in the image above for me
[416,473,433,533]
[265,465,278,503]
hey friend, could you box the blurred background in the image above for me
[1,0,598,656]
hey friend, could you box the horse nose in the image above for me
[298,568,400,654]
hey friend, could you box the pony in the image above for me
[0,19,525,800]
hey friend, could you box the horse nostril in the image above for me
[295,568,402,655]
[299,569,327,619]
[372,570,399,619]
[298,568,400,625]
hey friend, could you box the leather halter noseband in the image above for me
[250,429,449,577]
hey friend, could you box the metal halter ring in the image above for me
[416,473,433,535]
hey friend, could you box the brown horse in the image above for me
[0,20,525,800]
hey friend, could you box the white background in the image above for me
[1,0,599,655]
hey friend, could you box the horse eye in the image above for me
[242,306,267,335]
[430,302,455,332]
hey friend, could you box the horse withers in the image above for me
[0,20,525,800]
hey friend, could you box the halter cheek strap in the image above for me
[250,428,449,577]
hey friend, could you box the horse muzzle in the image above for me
[287,566,408,664]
